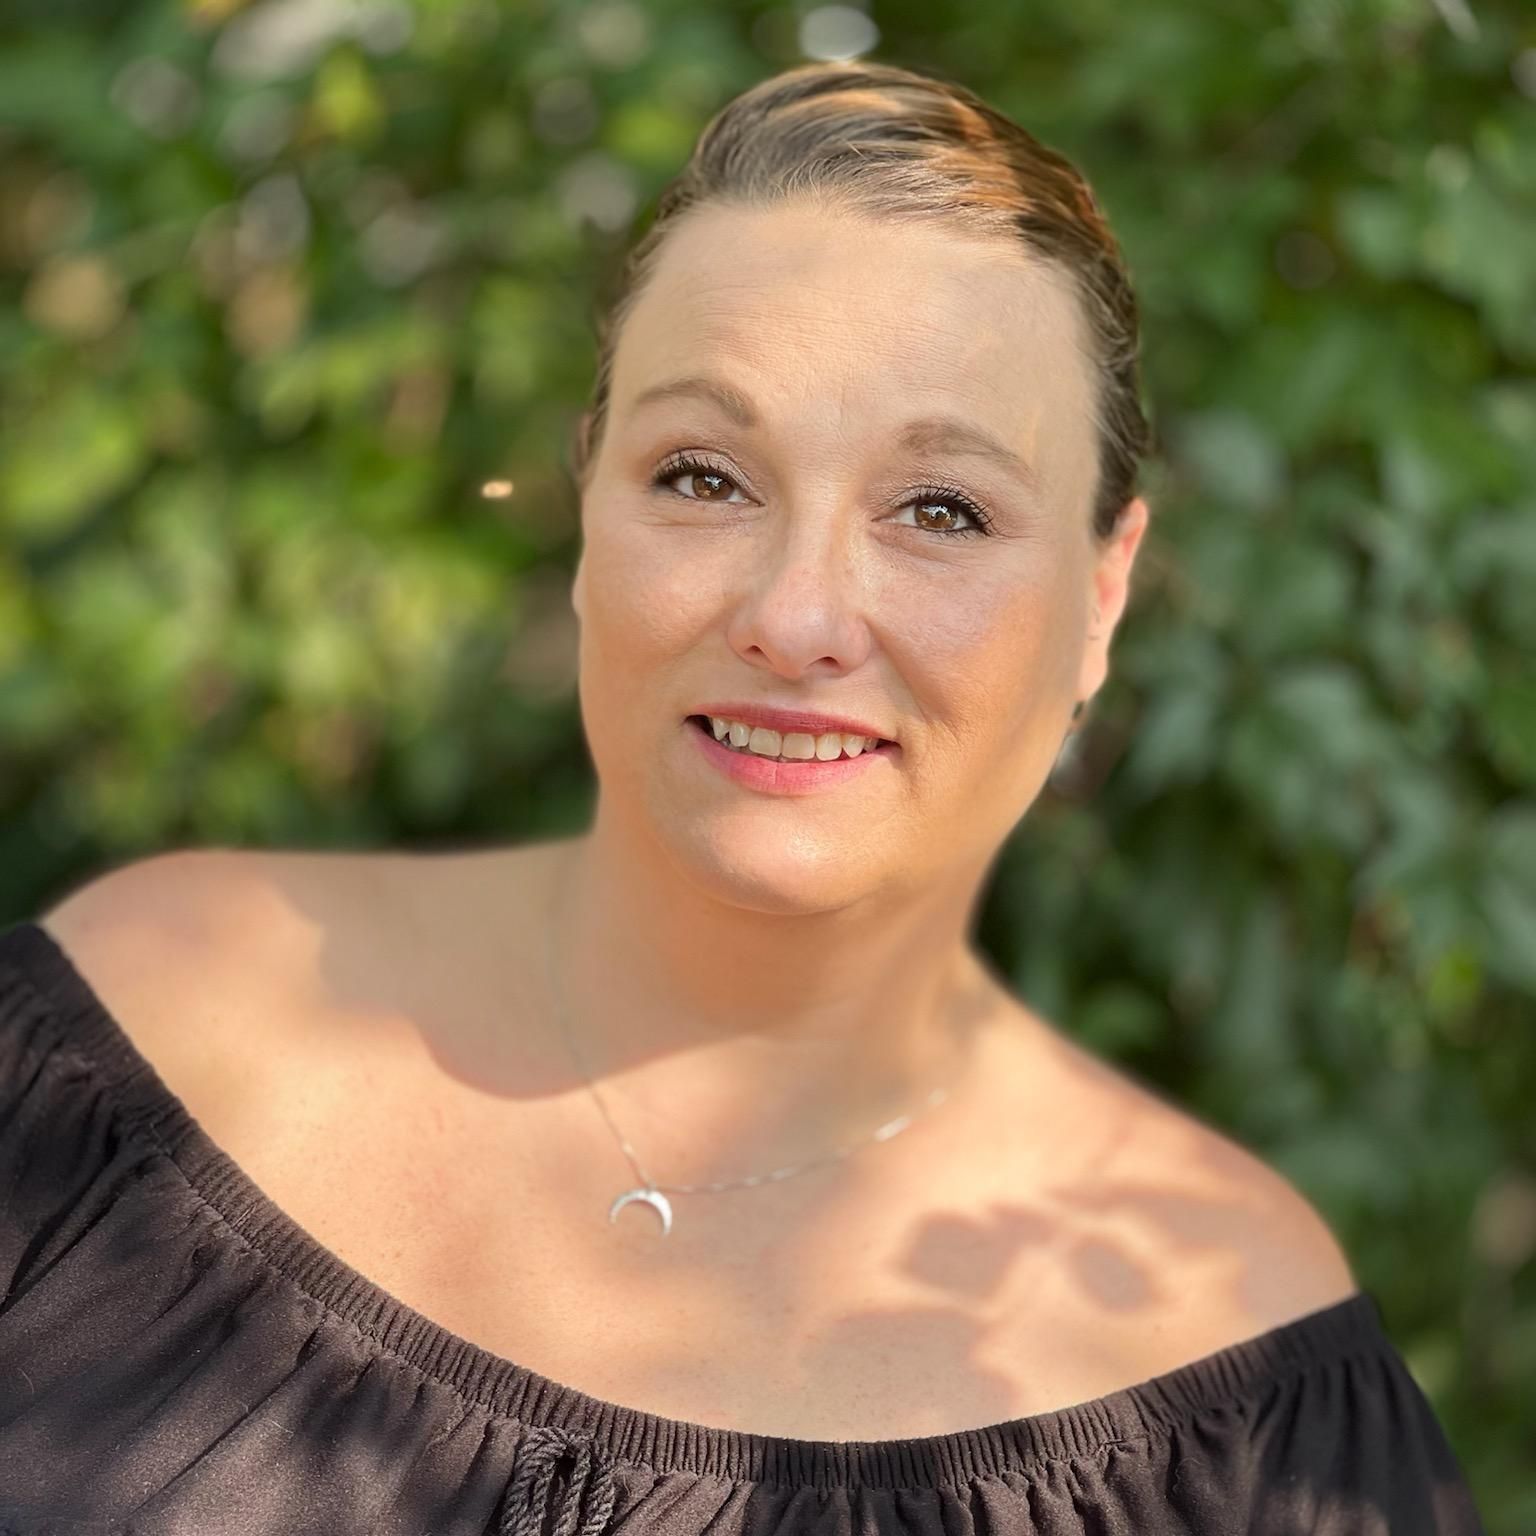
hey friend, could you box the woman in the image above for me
[0,59,1483,1536]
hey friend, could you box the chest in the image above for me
[214,1052,1223,1443]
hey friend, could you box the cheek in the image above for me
[896,567,1084,802]
[911,565,1081,713]
[590,544,686,646]
[577,525,713,715]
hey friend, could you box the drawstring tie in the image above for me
[498,1423,620,1536]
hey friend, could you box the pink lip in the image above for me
[690,702,895,743]
[685,717,898,795]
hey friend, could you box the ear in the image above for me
[571,544,586,625]
[1075,496,1151,708]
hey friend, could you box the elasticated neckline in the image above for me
[2,919,1386,1492]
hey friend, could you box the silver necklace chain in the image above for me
[543,859,962,1207]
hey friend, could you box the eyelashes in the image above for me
[648,452,997,539]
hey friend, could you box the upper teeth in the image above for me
[708,716,882,761]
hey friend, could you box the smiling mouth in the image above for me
[686,716,898,762]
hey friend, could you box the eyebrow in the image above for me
[628,373,1041,493]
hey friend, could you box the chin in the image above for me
[661,817,896,916]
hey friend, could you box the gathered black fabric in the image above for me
[0,920,1485,1535]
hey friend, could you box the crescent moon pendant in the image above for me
[609,1186,674,1235]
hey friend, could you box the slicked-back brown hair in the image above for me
[569,58,1152,542]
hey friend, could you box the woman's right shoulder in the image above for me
[40,846,271,936]
[27,847,337,1099]
[38,847,299,990]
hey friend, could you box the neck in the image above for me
[539,807,1011,1181]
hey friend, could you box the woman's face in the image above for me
[571,199,1147,912]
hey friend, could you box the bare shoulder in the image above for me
[45,845,274,930]
[1006,1008,1361,1350]
[40,845,341,995]
[1163,1095,1361,1320]
[35,846,396,1104]
[32,842,539,1085]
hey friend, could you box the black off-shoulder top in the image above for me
[0,920,1486,1534]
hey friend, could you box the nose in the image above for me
[724,512,876,679]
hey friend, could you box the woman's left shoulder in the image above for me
[1119,1061,1360,1323]
[1025,1013,1362,1330]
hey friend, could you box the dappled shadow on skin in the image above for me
[784,1164,1301,1438]
[899,1206,1059,1303]
[1067,1233,1158,1310]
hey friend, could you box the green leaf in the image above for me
[0,392,148,536]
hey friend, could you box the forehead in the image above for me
[612,200,1098,457]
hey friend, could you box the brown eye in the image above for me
[913,499,970,534]
[899,486,995,538]
[652,454,746,503]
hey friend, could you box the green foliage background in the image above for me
[2,0,1533,1521]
